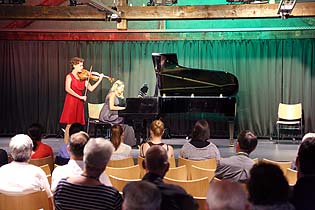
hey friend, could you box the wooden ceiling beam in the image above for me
[0,2,314,21]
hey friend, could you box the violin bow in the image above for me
[84,65,93,97]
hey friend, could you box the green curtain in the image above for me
[0,39,314,137]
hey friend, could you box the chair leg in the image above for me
[276,124,279,144]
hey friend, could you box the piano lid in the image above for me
[152,53,239,97]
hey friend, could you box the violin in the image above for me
[78,69,115,83]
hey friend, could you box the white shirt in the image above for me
[111,143,132,160]
[0,161,53,197]
[51,159,112,192]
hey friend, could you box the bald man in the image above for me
[142,145,197,210]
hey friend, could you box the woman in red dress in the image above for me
[60,57,104,143]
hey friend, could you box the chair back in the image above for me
[278,103,302,120]
[29,156,54,173]
[165,165,187,180]
[262,158,292,175]
[252,158,259,164]
[107,157,134,167]
[164,176,209,197]
[178,157,217,179]
[40,164,52,185]
[108,175,141,192]
[286,168,298,186]
[88,103,104,119]
[40,164,51,175]
[106,165,141,179]
[194,197,207,210]
[190,165,215,181]
[0,190,50,210]
[137,156,146,177]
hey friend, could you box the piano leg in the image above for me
[229,121,234,147]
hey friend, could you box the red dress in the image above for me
[31,141,54,159]
[60,73,86,125]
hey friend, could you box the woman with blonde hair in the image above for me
[140,120,174,158]
[99,80,136,146]
[110,124,132,160]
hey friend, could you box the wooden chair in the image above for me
[107,157,135,167]
[194,197,207,210]
[0,190,50,210]
[252,158,259,164]
[137,156,176,177]
[276,103,303,142]
[178,157,217,179]
[108,175,141,192]
[40,164,51,175]
[40,164,52,185]
[286,168,298,186]
[137,156,147,178]
[165,165,187,180]
[106,165,141,179]
[164,177,209,197]
[262,158,292,175]
[190,165,215,181]
[29,156,54,173]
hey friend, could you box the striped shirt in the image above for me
[54,179,122,210]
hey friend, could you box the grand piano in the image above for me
[119,53,239,145]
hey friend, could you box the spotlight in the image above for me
[69,0,83,6]
[277,0,296,19]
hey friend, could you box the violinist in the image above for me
[60,57,105,144]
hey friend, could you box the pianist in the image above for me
[99,80,136,147]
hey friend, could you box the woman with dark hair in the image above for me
[110,124,132,160]
[247,162,295,210]
[28,123,54,159]
[179,120,220,160]
[140,120,174,158]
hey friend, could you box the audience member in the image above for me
[206,180,249,210]
[54,138,122,210]
[51,131,111,192]
[247,162,295,210]
[142,145,197,210]
[55,122,84,165]
[0,148,8,167]
[290,136,315,210]
[110,124,132,160]
[179,120,220,160]
[0,134,52,200]
[28,123,54,159]
[301,132,315,141]
[122,181,161,210]
[216,130,257,182]
[140,120,174,158]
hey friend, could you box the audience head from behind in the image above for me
[247,162,294,209]
[69,122,85,137]
[110,124,124,151]
[206,180,249,210]
[236,130,257,155]
[122,181,161,210]
[296,136,315,177]
[9,134,33,162]
[150,119,165,138]
[27,123,43,150]
[191,119,210,141]
[69,131,89,159]
[84,138,114,172]
[143,145,169,177]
